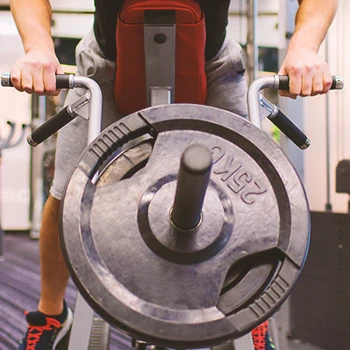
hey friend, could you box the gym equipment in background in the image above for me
[0,121,28,260]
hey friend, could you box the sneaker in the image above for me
[265,331,276,350]
[251,320,276,350]
[17,301,73,350]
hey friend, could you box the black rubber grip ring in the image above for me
[56,74,72,89]
[269,109,309,149]
[278,75,339,91]
[29,106,75,146]
[1,73,73,89]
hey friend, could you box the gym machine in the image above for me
[1,12,343,350]
[2,78,344,350]
[0,121,28,260]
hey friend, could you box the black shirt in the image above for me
[93,0,230,62]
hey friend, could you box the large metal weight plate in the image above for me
[60,104,310,348]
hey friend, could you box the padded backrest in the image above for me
[114,0,207,116]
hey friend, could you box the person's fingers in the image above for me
[310,71,323,97]
[53,65,65,96]
[10,64,24,92]
[321,69,333,94]
[299,64,315,96]
[32,66,46,95]
[42,62,58,95]
[20,66,34,94]
[279,89,297,99]
[277,66,297,99]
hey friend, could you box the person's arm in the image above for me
[278,0,338,98]
[10,0,63,95]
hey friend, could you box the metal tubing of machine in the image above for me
[247,76,278,128]
[171,144,212,231]
[73,76,103,142]
[246,0,258,84]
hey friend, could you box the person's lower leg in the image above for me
[38,195,70,315]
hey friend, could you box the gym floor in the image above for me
[0,233,326,350]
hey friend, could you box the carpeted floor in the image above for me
[0,232,132,350]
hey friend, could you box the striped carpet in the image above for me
[0,232,132,350]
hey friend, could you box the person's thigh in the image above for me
[205,37,248,118]
[50,31,121,200]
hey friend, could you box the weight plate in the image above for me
[60,104,310,348]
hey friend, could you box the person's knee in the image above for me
[39,195,62,238]
[43,194,61,219]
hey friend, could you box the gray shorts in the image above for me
[50,30,248,200]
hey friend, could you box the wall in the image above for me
[228,0,282,48]
[0,12,31,230]
[300,1,348,213]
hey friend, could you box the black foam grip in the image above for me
[56,74,72,89]
[269,109,309,149]
[1,73,73,89]
[278,75,340,91]
[29,106,75,146]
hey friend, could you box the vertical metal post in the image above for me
[275,2,300,349]
[278,0,305,182]
[246,0,258,84]
[68,76,105,350]
[29,95,46,239]
[232,333,255,349]
[325,36,332,212]
[68,294,95,350]
[144,10,176,106]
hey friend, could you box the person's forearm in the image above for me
[291,0,338,53]
[10,0,54,53]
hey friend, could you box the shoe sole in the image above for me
[53,308,74,350]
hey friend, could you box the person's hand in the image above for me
[11,47,64,96]
[278,46,332,99]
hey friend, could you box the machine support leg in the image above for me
[232,333,255,350]
[68,294,95,350]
